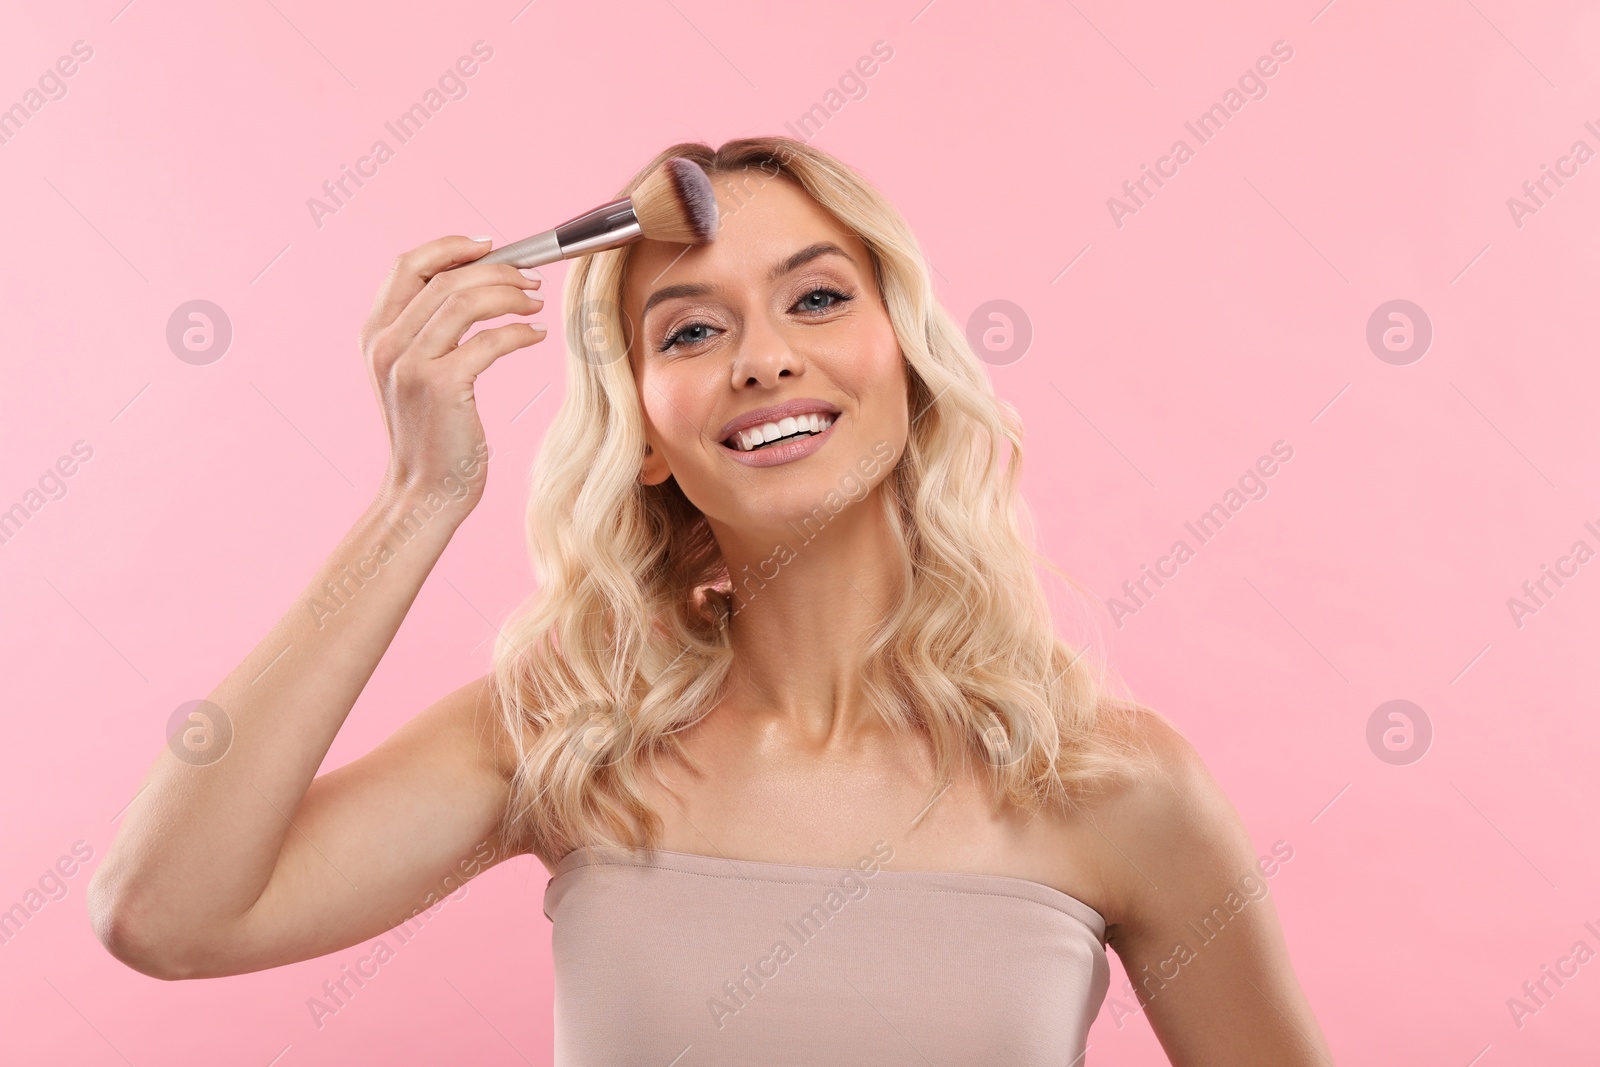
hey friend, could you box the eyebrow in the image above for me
[639,242,856,320]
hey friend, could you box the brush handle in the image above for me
[471,198,642,270]
[473,230,563,269]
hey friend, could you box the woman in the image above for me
[90,137,1334,1065]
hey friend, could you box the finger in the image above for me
[451,320,549,380]
[387,262,542,360]
[362,235,496,343]
[410,282,544,363]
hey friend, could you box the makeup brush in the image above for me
[467,157,720,270]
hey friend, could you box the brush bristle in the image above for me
[630,158,720,245]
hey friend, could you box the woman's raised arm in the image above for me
[87,235,549,979]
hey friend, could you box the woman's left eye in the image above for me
[794,287,853,314]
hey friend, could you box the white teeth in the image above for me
[730,413,835,452]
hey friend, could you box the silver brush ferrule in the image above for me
[553,198,641,256]
[473,198,641,269]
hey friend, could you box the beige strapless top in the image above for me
[543,843,1110,1065]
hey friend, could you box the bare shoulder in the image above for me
[404,671,533,850]
[1068,707,1336,1062]
[420,672,523,773]
[1068,704,1256,931]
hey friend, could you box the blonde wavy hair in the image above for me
[491,136,1157,864]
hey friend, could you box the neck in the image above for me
[711,493,905,748]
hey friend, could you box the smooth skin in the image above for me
[90,172,1334,1067]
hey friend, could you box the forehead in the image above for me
[621,169,868,318]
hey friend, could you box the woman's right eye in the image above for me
[658,321,717,352]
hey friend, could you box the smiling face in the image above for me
[622,168,909,537]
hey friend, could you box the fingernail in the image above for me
[469,234,492,243]
[519,267,543,282]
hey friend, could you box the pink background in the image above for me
[3,0,1597,1062]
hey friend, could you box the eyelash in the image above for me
[656,286,855,353]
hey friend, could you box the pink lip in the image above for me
[716,398,842,443]
[723,412,840,467]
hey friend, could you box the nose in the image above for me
[728,310,801,387]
